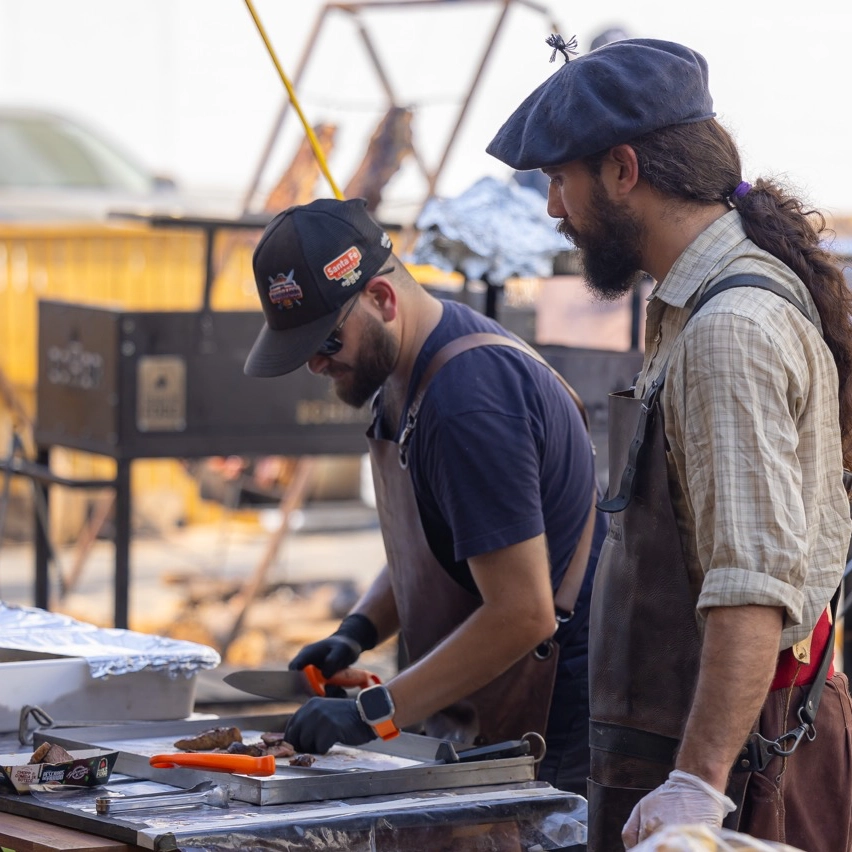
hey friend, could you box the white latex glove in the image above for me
[622,769,737,848]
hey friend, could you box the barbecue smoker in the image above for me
[36,301,370,460]
[31,298,373,628]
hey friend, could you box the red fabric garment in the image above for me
[770,608,834,691]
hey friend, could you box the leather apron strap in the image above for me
[554,486,598,617]
[399,332,590,468]
[401,332,597,617]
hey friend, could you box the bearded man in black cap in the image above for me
[243,197,607,795]
[488,37,852,850]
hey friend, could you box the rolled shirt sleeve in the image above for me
[665,293,847,645]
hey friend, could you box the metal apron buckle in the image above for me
[736,712,816,773]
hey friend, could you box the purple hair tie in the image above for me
[732,181,751,199]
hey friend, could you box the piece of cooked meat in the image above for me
[44,743,75,764]
[265,741,296,759]
[226,741,264,757]
[29,742,74,764]
[260,731,289,746]
[28,742,50,764]
[289,753,316,767]
[174,726,242,751]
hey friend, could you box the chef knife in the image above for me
[223,664,381,702]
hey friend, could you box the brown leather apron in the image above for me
[586,380,701,851]
[366,333,592,747]
[586,275,851,849]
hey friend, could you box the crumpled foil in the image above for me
[0,602,220,679]
[412,175,570,285]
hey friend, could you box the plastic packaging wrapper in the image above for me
[26,780,587,851]
[412,176,569,285]
[632,824,805,852]
[170,792,587,852]
[0,602,220,678]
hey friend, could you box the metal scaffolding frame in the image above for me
[241,0,561,218]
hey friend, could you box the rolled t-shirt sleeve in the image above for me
[666,310,809,626]
[418,409,545,562]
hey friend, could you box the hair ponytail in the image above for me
[604,120,852,468]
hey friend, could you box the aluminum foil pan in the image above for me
[0,602,220,678]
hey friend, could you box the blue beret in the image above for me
[486,38,715,171]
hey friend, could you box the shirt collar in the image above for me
[648,210,750,309]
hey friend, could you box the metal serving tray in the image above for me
[34,715,535,806]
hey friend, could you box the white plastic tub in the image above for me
[0,648,198,732]
[0,603,219,733]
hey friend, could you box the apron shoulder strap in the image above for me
[689,273,812,324]
[598,273,810,515]
[398,332,589,468]
[397,332,598,613]
[415,333,589,428]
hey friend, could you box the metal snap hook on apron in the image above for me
[397,404,421,470]
[521,731,547,765]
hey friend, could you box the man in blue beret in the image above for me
[489,38,852,850]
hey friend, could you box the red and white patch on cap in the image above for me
[324,247,363,287]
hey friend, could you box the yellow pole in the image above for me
[243,0,344,201]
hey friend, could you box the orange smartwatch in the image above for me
[355,684,400,741]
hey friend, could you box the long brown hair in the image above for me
[586,119,852,468]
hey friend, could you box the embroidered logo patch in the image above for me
[268,270,303,309]
[324,247,363,287]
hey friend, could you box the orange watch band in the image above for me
[371,718,400,741]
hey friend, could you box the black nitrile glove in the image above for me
[284,697,376,754]
[289,613,378,678]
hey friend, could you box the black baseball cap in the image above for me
[244,197,393,378]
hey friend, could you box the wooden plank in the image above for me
[0,812,138,852]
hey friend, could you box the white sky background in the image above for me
[1,0,850,225]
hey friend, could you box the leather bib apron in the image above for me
[587,381,701,851]
[367,434,558,745]
[365,333,591,746]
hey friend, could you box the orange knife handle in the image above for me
[329,667,382,690]
[149,753,276,776]
[303,664,327,696]
[303,664,382,695]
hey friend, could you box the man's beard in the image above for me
[333,313,398,409]
[556,181,647,302]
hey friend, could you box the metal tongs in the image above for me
[95,781,230,815]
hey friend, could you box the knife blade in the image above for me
[223,664,381,702]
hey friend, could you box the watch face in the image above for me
[359,686,392,721]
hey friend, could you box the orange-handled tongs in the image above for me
[149,753,276,776]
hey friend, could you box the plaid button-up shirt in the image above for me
[635,211,850,649]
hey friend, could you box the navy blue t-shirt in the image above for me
[374,301,605,682]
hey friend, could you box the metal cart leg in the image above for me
[34,446,51,609]
[114,459,131,628]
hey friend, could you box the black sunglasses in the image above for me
[316,266,394,357]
